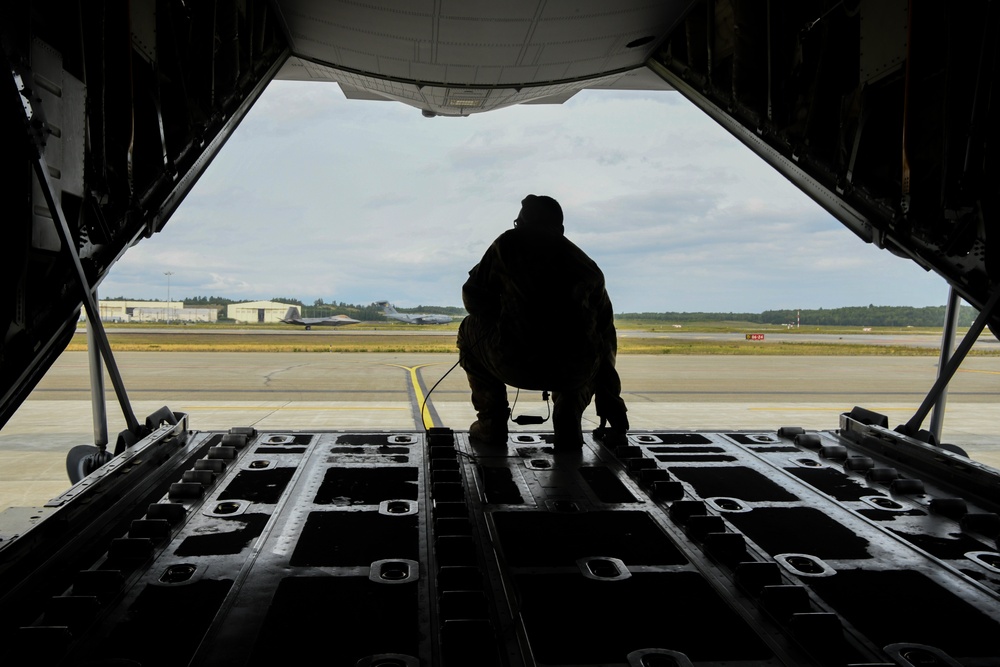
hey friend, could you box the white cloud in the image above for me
[99,83,948,311]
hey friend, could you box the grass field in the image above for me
[67,324,998,356]
[92,319,946,335]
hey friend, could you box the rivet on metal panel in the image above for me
[626,648,695,667]
[965,551,1000,574]
[368,559,419,585]
[884,643,963,667]
[159,563,196,584]
[775,553,835,577]
[354,654,418,667]
[707,497,748,513]
[546,500,581,512]
[578,556,630,581]
[215,501,241,514]
[379,562,408,581]
[861,495,905,511]
[379,499,417,516]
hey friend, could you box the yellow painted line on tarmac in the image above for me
[184,406,406,411]
[958,368,1000,375]
[747,407,911,412]
[386,363,443,430]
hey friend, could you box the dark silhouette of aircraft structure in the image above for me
[377,301,453,325]
[280,306,360,329]
[3,2,1000,665]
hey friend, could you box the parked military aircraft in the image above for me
[376,301,453,325]
[280,306,359,330]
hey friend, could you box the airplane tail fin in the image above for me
[284,306,300,320]
[378,301,397,315]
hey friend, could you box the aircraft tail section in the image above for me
[377,301,398,315]
[284,306,300,321]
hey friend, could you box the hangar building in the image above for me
[227,300,295,324]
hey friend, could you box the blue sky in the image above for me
[99,80,949,313]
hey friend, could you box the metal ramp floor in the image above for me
[3,416,1000,666]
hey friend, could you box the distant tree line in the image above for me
[163,298,976,326]
[620,304,978,327]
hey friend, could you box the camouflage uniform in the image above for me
[458,219,628,447]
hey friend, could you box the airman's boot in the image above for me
[469,410,509,446]
[552,392,590,451]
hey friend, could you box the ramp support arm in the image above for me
[904,285,1000,437]
[10,61,141,435]
[86,288,109,448]
[928,286,962,442]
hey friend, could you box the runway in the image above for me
[93,326,1000,349]
[2,351,1000,512]
[617,330,1000,349]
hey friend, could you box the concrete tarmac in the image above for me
[94,326,1000,349]
[2,351,999,512]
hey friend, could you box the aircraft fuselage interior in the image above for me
[2,2,999,665]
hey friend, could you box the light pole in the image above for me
[164,271,174,323]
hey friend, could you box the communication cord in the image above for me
[419,328,550,429]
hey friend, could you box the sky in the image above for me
[99,80,950,314]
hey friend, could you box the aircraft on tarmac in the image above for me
[280,306,360,330]
[376,301,453,325]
